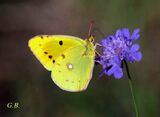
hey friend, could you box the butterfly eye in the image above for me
[89,36,94,42]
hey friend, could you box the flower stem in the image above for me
[128,79,139,117]
[123,60,139,117]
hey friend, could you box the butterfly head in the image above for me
[88,35,94,43]
[85,35,94,44]
[82,35,95,57]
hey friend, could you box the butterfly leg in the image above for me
[94,43,102,50]
[94,43,102,57]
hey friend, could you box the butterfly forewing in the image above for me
[29,35,84,71]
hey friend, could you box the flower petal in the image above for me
[130,44,140,52]
[132,52,142,62]
[100,39,108,45]
[131,28,140,40]
[115,30,122,38]
[126,40,133,46]
[98,68,107,78]
[122,28,130,39]
[107,65,117,76]
[114,66,123,79]
[108,36,115,41]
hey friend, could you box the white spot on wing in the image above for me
[67,63,73,70]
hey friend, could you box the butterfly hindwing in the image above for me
[51,45,94,92]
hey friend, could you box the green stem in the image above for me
[123,60,139,117]
[128,78,139,117]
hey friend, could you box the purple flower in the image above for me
[97,28,142,79]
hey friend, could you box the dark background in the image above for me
[0,0,160,117]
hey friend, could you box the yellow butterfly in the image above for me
[28,35,95,92]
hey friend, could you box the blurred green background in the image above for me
[0,0,160,117]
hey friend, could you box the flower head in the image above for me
[98,28,142,79]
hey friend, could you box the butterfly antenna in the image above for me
[87,20,94,38]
